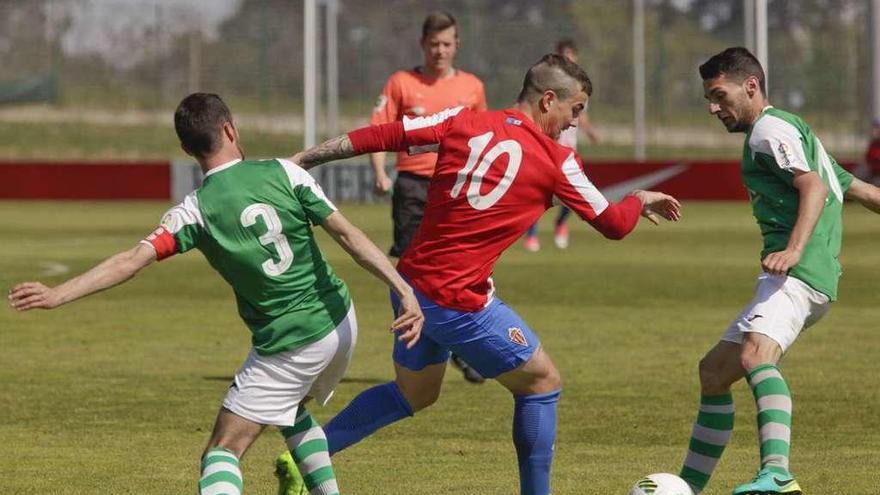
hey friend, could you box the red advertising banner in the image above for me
[585,160,748,200]
[0,161,170,200]
[0,159,858,201]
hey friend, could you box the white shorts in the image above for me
[222,304,358,427]
[720,273,830,352]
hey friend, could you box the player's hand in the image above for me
[633,190,682,225]
[391,291,424,349]
[8,282,60,311]
[374,172,392,196]
[761,249,801,275]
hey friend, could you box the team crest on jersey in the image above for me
[777,142,794,167]
[508,327,528,346]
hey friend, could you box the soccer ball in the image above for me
[628,473,694,495]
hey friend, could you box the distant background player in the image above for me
[368,10,487,384]
[523,38,600,252]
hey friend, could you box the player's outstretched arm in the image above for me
[8,243,157,312]
[292,119,432,170]
[845,177,880,214]
[319,212,424,348]
[291,134,356,170]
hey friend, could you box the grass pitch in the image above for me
[0,201,877,494]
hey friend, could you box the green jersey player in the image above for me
[8,93,424,495]
[675,48,880,495]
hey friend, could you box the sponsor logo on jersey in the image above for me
[747,314,764,322]
[508,327,528,346]
[777,142,794,167]
[505,116,523,126]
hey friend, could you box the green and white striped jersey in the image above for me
[142,158,351,354]
[742,107,854,300]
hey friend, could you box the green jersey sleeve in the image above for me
[278,159,338,225]
[830,157,854,192]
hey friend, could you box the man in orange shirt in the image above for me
[370,10,487,258]
[369,11,488,387]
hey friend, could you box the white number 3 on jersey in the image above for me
[451,131,522,210]
[240,203,294,277]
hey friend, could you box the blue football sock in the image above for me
[513,389,560,495]
[555,207,571,225]
[526,222,539,238]
[324,381,414,455]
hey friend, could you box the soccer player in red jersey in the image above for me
[289,53,681,495]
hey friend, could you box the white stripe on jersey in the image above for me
[402,106,464,155]
[560,152,609,216]
[402,105,464,131]
[813,139,844,203]
[277,159,339,211]
[749,115,811,173]
[160,190,204,234]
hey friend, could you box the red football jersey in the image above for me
[349,107,641,311]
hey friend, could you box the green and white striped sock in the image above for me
[199,447,243,495]
[747,363,792,474]
[281,408,339,495]
[680,393,734,494]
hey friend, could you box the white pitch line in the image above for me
[39,262,70,277]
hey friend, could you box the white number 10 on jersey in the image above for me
[241,203,294,277]
[451,131,522,210]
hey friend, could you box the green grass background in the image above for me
[0,201,877,494]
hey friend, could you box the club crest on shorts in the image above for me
[508,327,528,346]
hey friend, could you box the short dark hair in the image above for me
[422,11,457,39]
[174,93,233,159]
[556,38,577,54]
[699,47,766,95]
[517,53,593,102]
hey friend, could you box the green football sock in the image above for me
[747,363,792,475]
[199,447,243,495]
[680,393,734,494]
[280,407,339,495]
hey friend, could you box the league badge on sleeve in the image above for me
[777,142,794,168]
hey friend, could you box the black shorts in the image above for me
[389,171,431,257]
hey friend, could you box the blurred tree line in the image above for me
[0,0,872,132]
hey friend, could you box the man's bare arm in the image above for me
[9,243,157,311]
[845,177,880,214]
[762,170,827,275]
[320,211,423,348]
[291,134,355,170]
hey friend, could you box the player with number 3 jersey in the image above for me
[8,93,424,495]
[290,54,681,495]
